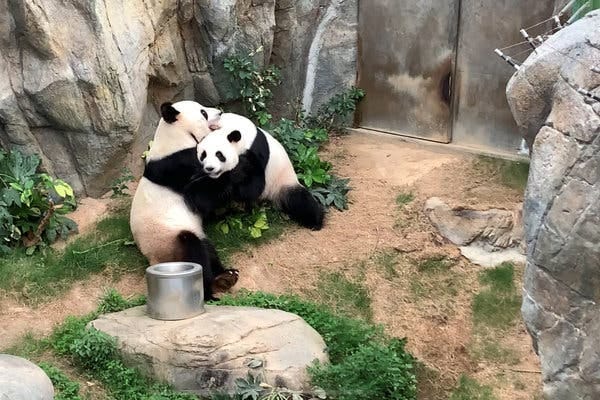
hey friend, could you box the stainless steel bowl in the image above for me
[145,262,205,320]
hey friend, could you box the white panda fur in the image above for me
[130,101,238,301]
[196,112,325,230]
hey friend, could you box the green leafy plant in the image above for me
[216,206,270,239]
[303,87,366,133]
[38,362,84,400]
[110,168,134,198]
[224,47,281,125]
[310,177,351,211]
[0,148,77,253]
[141,140,153,160]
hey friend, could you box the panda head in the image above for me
[160,101,222,142]
[196,130,242,178]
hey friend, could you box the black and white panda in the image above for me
[130,100,238,301]
[195,113,325,230]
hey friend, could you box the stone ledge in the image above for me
[90,305,328,395]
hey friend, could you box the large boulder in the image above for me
[90,305,328,396]
[0,0,358,196]
[0,354,54,400]
[506,10,600,399]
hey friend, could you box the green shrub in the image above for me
[38,362,84,400]
[70,328,117,370]
[217,291,417,400]
[0,148,77,253]
[224,48,281,125]
[310,340,416,400]
[303,87,366,133]
[97,288,146,315]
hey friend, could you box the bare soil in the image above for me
[0,132,540,399]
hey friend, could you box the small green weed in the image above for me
[396,192,415,207]
[475,156,529,191]
[315,271,372,320]
[110,168,134,198]
[472,263,521,330]
[38,363,84,400]
[450,375,496,400]
[417,255,455,273]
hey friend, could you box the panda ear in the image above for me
[227,130,242,143]
[160,102,180,124]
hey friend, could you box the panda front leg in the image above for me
[176,230,238,301]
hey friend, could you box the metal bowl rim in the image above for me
[146,262,203,278]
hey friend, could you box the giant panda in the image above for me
[194,113,325,230]
[130,100,239,301]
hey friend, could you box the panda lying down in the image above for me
[189,112,325,230]
[131,101,324,301]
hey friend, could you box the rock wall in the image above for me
[506,11,600,399]
[0,0,357,196]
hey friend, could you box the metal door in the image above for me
[357,0,460,143]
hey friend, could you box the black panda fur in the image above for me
[197,125,325,230]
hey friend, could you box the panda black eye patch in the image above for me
[201,110,208,120]
[200,151,207,161]
[216,151,226,162]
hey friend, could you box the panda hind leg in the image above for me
[176,231,239,301]
[278,185,325,230]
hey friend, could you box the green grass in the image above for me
[315,271,372,321]
[396,192,415,207]
[472,263,521,330]
[417,255,455,273]
[0,203,146,303]
[0,201,288,304]
[372,249,399,279]
[470,339,520,365]
[450,376,496,400]
[475,156,529,191]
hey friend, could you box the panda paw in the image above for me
[212,269,240,292]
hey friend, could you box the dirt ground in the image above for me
[0,131,541,399]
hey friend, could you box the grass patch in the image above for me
[206,208,288,264]
[450,376,496,400]
[315,271,372,321]
[396,192,415,207]
[417,255,455,273]
[470,339,520,366]
[0,201,287,304]
[373,249,399,279]
[472,263,521,330]
[475,156,529,191]
[0,203,145,304]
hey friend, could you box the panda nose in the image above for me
[205,166,214,172]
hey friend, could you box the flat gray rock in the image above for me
[90,305,328,395]
[0,354,54,400]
